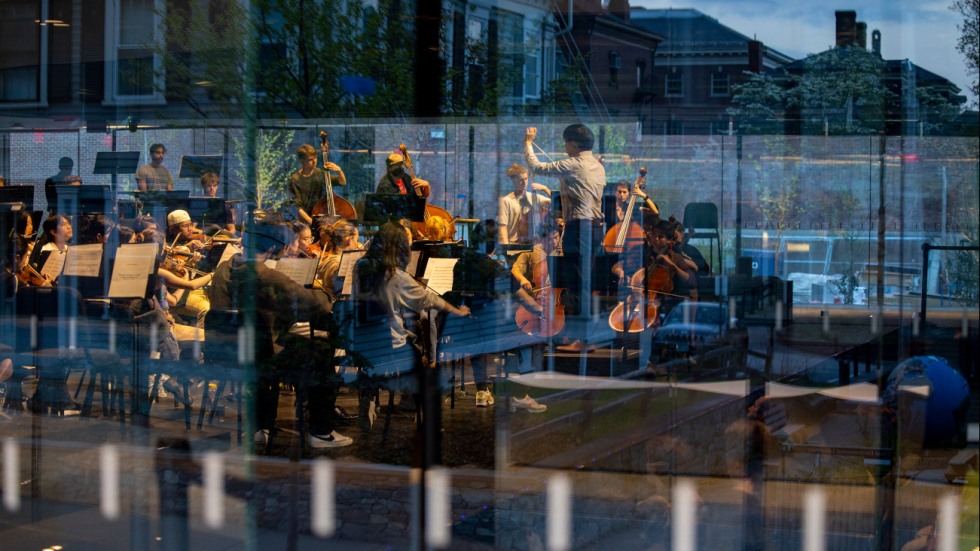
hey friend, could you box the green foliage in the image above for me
[728,72,785,134]
[231,129,295,212]
[157,0,415,119]
[831,271,861,304]
[952,0,979,105]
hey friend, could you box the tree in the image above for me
[952,0,979,105]
[730,46,896,135]
[157,0,416,120]
[749,138,804,277]
[231,129,295,212]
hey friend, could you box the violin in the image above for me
[514,249,565,337]
[15,263,52,287]
[311,131,357,219]
[400,144,457,239]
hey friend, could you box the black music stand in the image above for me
[54,184,114,214]
[135,190,190,224]
[363,193,425,224]
[0,186,35,208]
[177,155,223,179]
[187,197,228,227]
[93,151,140,189]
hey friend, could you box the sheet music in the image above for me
[108,243,158,298]
[422,258,458,296]
[275,257,318,287]
[406,250,421,277]
[339,250,367,296]
[63,243,103,277]
[39,249,67,280]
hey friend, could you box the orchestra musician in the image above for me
[497,163,552,245]
[375,153,430,197]
[317,219,360,298]
[353,221,470,430]
[166,209,206,252]
[163,210,211,329]
[289,144,347,226]
[281,221,315,259]
[639,218,699,315]
[199,172,220,198]
[210,221,352,448]
[613,179,659,223]
[524,124,605,320]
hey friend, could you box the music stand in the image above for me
[93,152,140,189]
[54,184,114,214]
[187,197,228,227]
[177,155,223,179]
[0,186,35,208]
[135,190,190,223]
[363,193,425,224]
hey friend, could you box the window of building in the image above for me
[636,60,646,88]
[711,70,730,97]
[608,50,621,87]
[105,0,165,105]
[0,1,45,104]
[665,68,683,96]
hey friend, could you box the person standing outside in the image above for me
[136,143,174,192]
[524,124,605,320]
[497,163,552,245]
[289,144,347,226]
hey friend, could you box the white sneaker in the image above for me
[308,431,353,448]
[475,390,495,408]
[511,394,547,413]
[253,429,270,446]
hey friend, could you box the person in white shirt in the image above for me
[497,163,552,245]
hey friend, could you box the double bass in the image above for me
[603,167,647,254]
[311,131,357,219]
[399,144,456,239]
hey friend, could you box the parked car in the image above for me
[651,301,748,364]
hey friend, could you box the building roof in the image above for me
[629,7,792,63]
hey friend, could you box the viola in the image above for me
[311,131,357,219]
[400,144,457,239]
[15,264,52,287]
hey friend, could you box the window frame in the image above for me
[0,0,49,107]
[103,0,166,106]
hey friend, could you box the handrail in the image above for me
[920,242,980,326]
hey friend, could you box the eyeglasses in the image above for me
[179,222,193,229]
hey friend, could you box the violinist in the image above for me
[290,144,347,226]
[375,153,430,197]
[150,225,212,330]
[317,219,360,298]
[281,221,316,259]
[12,210,51,287]
[166,209,206,252]
[497,163,552,245]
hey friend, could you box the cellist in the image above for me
[289,144,348,226]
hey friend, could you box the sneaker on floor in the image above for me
[308,431,353,448]
[253,429,270,447]
[511,394,547,413]
[475,390,495,408]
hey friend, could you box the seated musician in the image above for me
[317,219,360,299]
[166,209,206,252]
[197,172,238,233]
[375,153,430,197]
[160,211,212,330]
[210,221,352,448]
[497,163,551,245]
[423,215,453,242]
[668,215,710,275]
[39,213,72,255]
[352,221,470,430]
[638,218,699,317]
[280,221,317,259]
[78,214,115,245]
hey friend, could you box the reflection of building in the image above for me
[629,8,793,135]
[551,0,664,123]
[778,11,966,136]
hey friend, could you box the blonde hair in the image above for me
[424,216,451,241]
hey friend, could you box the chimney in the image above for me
[856,22,867,49]
[872,29,882,56]
[607,0,630,22]
[835,10,856,47]
[748,40,764,73]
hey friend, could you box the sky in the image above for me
[632,0,978,106]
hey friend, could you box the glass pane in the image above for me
[0,0,40,101]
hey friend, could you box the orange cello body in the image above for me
[514,251,565,337]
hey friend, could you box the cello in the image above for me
[607,256,674,333]
[399,144,456,239]
[311,131,357,219]
[514,245,565,337]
